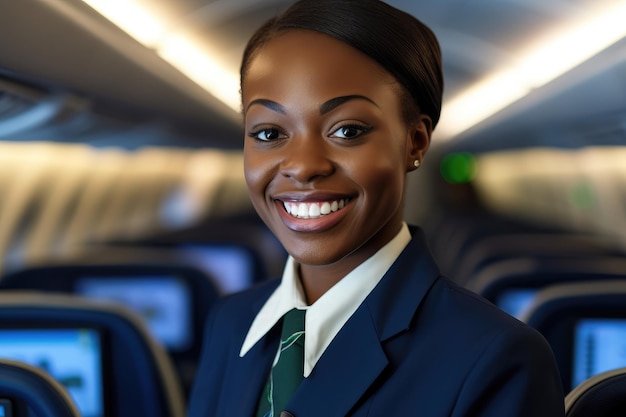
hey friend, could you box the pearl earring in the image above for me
[413,160,420,168]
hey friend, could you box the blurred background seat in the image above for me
[522,281,626,392]
[0,291,186,417]
[0,358,81,417]
[454,233,624,286]
[565,367,626,417]
[467,256,626,319]
[0,262,221,398]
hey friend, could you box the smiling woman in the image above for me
[187,1,565,416]
[242,29,430,295]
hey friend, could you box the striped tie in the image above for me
[256,308,306,417]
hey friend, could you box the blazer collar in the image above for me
[287,227,441,416]
[369,226,441,341]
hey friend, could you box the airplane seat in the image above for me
[124,241,272,293]
[565,367,626,417]
[0,291,186,417]
[112,218,286,288]
[455,232,625,286]
[467,256,626,319]
[522,281,626,393]
[423,209,561,282]
[0,358,81,417]
[0,262,221,399]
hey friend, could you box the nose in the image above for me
[279,135,335,184]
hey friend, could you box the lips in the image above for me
[282,198,350,219]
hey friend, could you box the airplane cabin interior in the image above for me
[1,1,626,416]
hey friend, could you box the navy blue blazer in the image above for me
[188,228,564,416]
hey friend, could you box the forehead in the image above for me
[242,29,399,106]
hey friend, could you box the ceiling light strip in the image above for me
[81,0,241,113]
[437,2,626,140]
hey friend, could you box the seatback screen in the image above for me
[176,245,257,293]
[0,328,103,417]
[572,318,626,388]
[75,276,192,350]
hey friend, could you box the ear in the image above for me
[406,114,432,171]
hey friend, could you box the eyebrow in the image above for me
[319,95,379,115]
[246,99,287,115]
[245,94,378,115]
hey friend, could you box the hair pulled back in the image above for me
[240,0,444,128]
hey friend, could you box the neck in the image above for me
[299,221,403,304]
[299,261,357,305]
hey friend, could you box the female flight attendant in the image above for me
[187,1,565,416]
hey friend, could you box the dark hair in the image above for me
[240,0,444,128]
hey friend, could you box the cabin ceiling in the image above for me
[0,0,624,151]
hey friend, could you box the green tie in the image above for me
[256,308,306,417]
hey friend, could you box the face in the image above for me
[242,30,430,269]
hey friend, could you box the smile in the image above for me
[282,198,350,219]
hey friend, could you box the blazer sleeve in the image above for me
[450,323,565,417]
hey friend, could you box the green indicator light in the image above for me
[440,152,476,183]
[569,182,595,210]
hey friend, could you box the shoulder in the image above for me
[422,277,561,390]
[192,278,280,381]
[216,278,280,312]
[426,276,544,342]
[418,278,564,415]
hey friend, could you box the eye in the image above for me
[249,128,286,141]
[330,124,371,139]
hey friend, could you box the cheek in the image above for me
[359,150,408,224]
[367,160,405,201]
[243,149,269,201]
[349,141,406,196]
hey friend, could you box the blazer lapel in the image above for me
[287,228,441,416]
[288,304,388,416]
[229,332,279,416]
[225,288,282,417]
[367,227,441,342]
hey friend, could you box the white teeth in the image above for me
[282,199,350,219]
[309,203,320,217]
[297,203,308,217]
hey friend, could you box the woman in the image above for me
[187,1,565,416]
